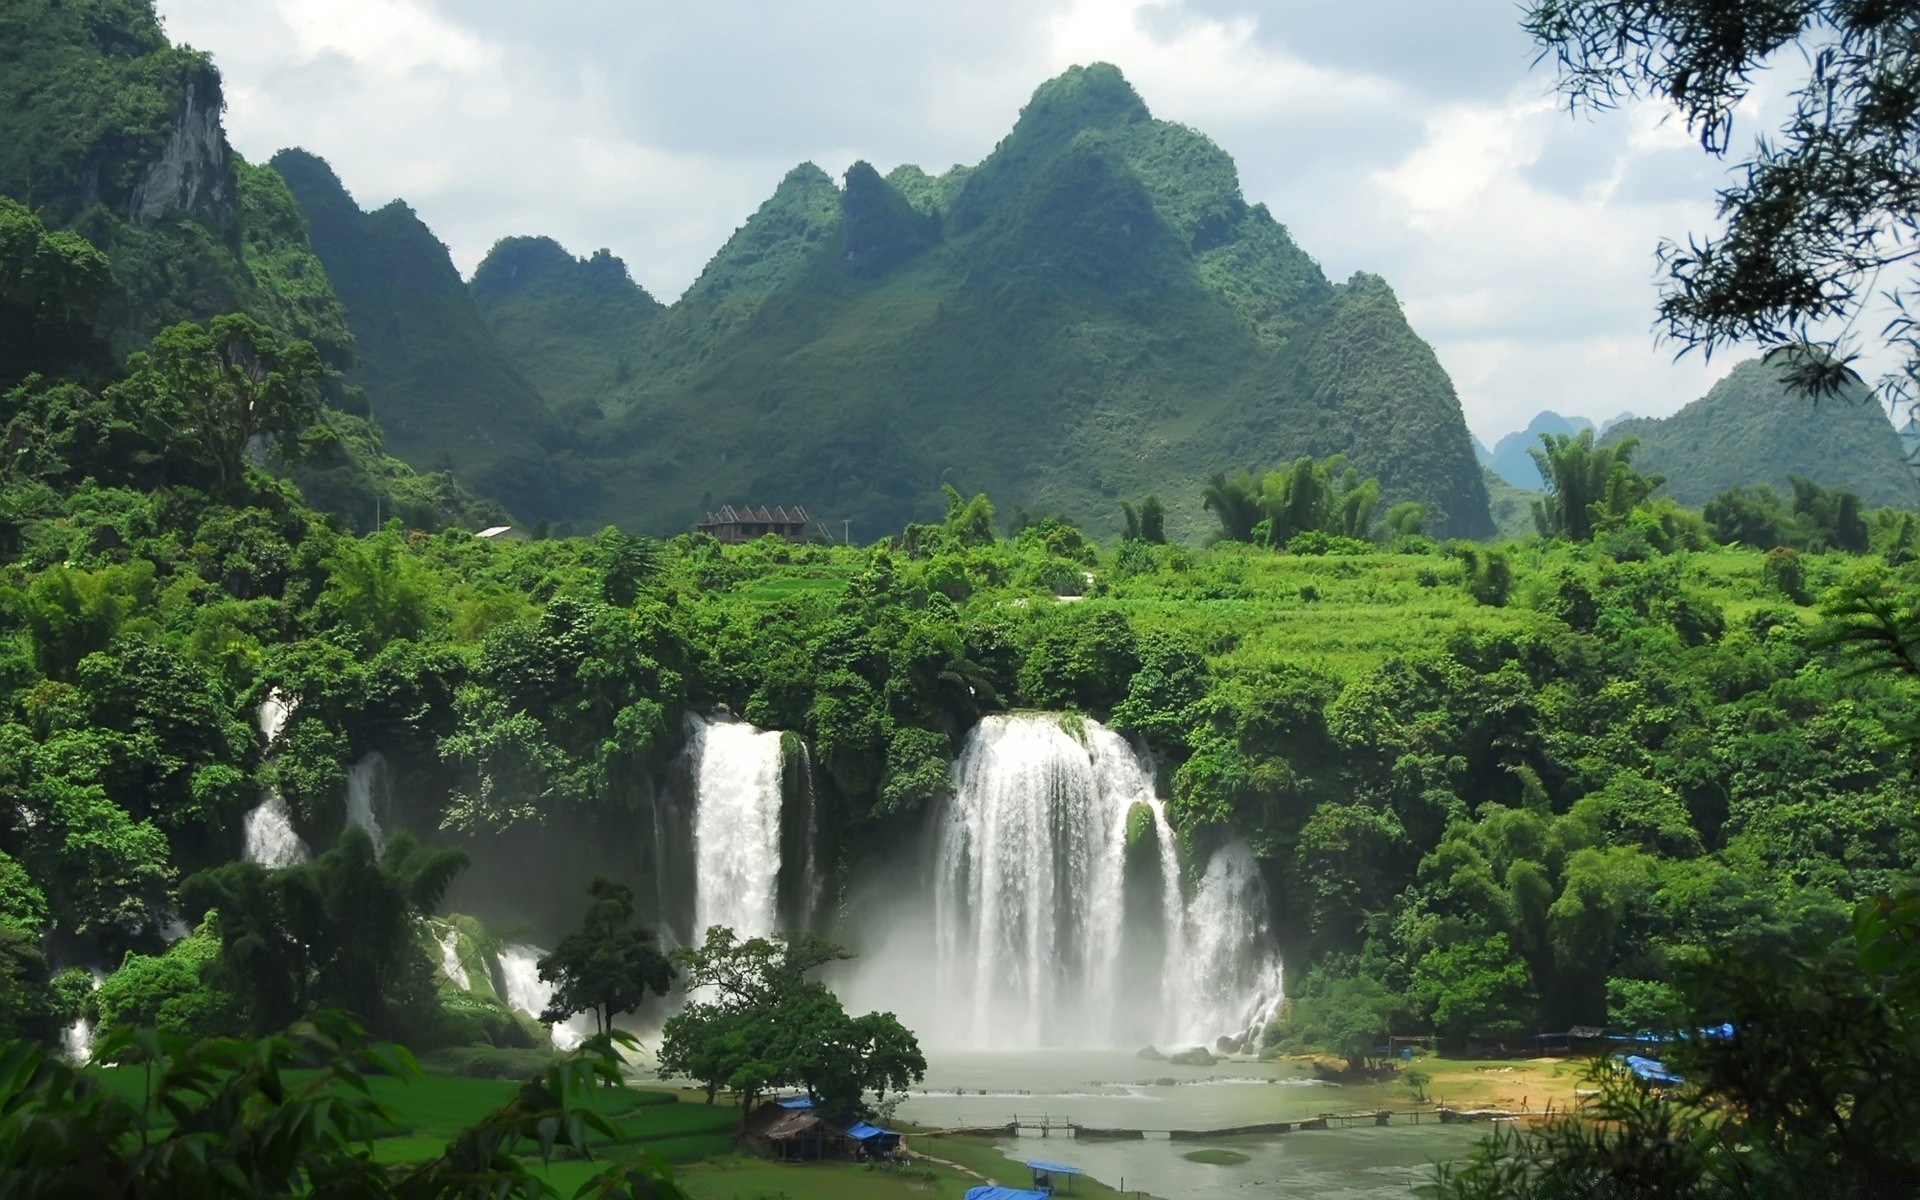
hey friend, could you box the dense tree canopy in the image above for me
[1525,0,1920,403]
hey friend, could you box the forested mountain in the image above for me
[271,152,577,522]
[0,0,504,533]
[1603,358,1918,510]
[468,236,663,425]
[1481,411,1593,489]
[288,64,1494,540]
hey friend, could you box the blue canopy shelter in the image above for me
[1028,1158,1082,1194]
[1618,1054,1685,1086]
[964,1189,1050,1200]
[844,1121,902,1157]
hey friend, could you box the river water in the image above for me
[891,1050,1481,1198]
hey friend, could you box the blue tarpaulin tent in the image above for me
[1619,1054,1685,1085]
[964,1189,1050,1200]
[843,1122,902,1155]
[774,1096,814,1109]
[1028,1158,1082,1193]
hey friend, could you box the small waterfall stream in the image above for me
[243,689,310,868]
[60,968,107,1064]
[496,944,588,1050]
[345,752,389,852]
[436,928,471,990]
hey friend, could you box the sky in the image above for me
[151,0,1767,444]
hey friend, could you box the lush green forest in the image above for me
[1603,357,1918,511]
[7,280,1920,1063]
[9,2,1920,1196]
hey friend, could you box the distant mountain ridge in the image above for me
[1600,358,1918,510]
[404,63,1493,538]
[1480,412,1594,489]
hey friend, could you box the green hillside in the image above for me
[366,65,1491,540]
[0,0,500,533]
[1603,357,1919,509]
[271,151,575,521]
[468,236,662,424]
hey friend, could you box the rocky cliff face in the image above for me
[127,65,233,228]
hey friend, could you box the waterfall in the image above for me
[922,713,1282,1050]
[687,714,786,940]
[1171,840,1285,1048]
[60,968,106,1064]
[344,752,388,852]
[243,689,310,868]
[242,790,309,868]
[257,687,295,745]
[437,927,472,990]
[932,715,1148,1048]
[496,943,587,1050]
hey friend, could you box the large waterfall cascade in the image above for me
[686,714,788,940]
[243,688,312,868]
[926,713,1282,1050]
[345,751,390,852]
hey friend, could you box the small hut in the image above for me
[693,505,818,544]
[740,1097,846,1162]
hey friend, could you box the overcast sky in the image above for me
[153,0,1766,443]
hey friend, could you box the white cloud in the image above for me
[154,0,1759,440]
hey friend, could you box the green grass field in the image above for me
[86,1065,1105,1200]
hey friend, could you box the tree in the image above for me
[1202,470,1262,543]
[538,877,675,1037]
[104,315,322,488]
[1788,474,1870,553]
[1523,1,1920,404]
[1435,892,1920,1198]
[940,483,996,547]
[657,927,923,1118]
[1704,485,1798,549]
[1529,430,1660,541]
[1139,494,1166,543]
[0,199,112,388]
[181,829,467,1037]
[0,927,65,1046]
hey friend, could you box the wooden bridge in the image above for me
[982,1105,1507,1141]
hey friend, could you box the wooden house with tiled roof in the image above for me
[693,504,819,544]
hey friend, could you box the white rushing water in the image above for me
[60,968,107,1064]
[921,713,1282,1050]
[496,943,587,1050]
[257,687,295,745]
[344,751,388,852]
[243,690,311,867]
[437,927,472,990]
[242,789,310,868]
[687,714,786,940]
[1174,841,1286,1046]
